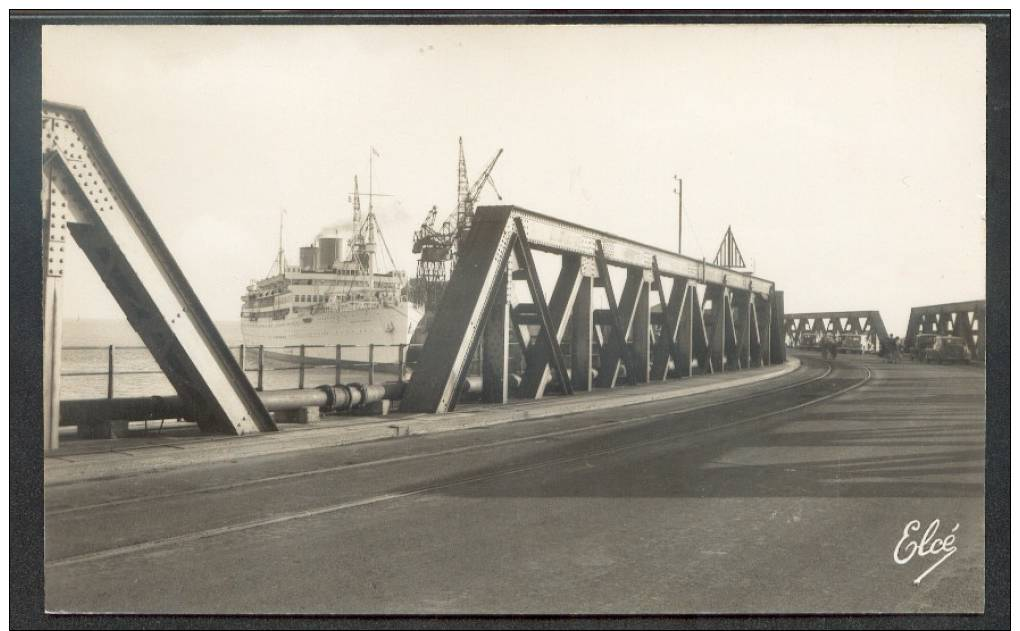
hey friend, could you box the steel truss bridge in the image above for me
[401,207,786,413]
[902,300,985,361]
[783,311,889,350]
[40,101,787,449]
[42,101,276,451]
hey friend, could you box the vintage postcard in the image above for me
[12,12,1004,624]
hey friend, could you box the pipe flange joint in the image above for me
[315,384,337,411]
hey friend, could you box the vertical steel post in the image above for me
[298,344,306,389]
[107,345,115,399]
[335,344,342,386]
[257,345,264,391]
[481,271,509,404]
[771,290,786,364]
[238,344,246,375]
[514,220,574,395]
[593,241,638,388]
[975,306,986,362]
[398,344,406,383]
[676,284,694,377]
[735,291,752,369]
[42,278,63,451]
[634,280,651,383]
[706,286,727,372]
[368,344,375,385]
[42,156,65,451]
[571,275,594,392]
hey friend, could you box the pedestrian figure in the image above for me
[879,336,890,361]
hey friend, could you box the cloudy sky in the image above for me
[43,24,985,336]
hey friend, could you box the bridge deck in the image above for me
[45,359,797,484]
[44,354,984,614]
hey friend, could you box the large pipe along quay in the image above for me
[61,381,408,427]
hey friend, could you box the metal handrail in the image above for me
[61,342,422,397]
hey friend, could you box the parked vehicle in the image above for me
[878,336,901,362]
[920,335,971,364]
[838,333,863,354]
[911,333,937,361]
[799,332,821,350]
[819,335,840,360]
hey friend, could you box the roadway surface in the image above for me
[44,353,985,614]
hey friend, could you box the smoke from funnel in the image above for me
[317,222,354,240]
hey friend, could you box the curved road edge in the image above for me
[45,358,802,486]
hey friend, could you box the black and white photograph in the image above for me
[9,9,1008,625]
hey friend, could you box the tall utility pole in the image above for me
[673,174,683,255]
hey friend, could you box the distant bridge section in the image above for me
[903,300,985,362]
[784,311,889,351]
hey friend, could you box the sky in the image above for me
[42,24,986,336]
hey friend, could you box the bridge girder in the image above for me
[903,300,985,360]
[41,101,275,451]
[784,311,889,351]
[401,205,784,414]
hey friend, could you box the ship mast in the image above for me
[347,148,395,289]
[277,210,286,278]
[351,175,362,231]
[366,148,377,279]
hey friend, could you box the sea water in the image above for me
[61,319,376,400]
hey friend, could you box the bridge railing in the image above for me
[61,343,424,400]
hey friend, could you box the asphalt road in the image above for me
[44,353,985,614]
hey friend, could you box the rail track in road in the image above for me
[48,358,842,518]
[46,356,870,570]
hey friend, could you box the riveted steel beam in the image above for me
[633,279,651,383]
[401,208,517,413]
[649,258,688,381]
[570,274,595,392]
[512,218,574,397]
[594,241,639,388]
[516,255,583,399]
[41,102,275,447]
[733,289,752,369]
[770,290,787,364]
[504,206,773,296]
[748,298,762,368]
[690,286,714,374]
[404,206,781,413]
[481,271,510,404]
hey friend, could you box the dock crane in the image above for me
[455,144,503,242]
[411,138,503,310]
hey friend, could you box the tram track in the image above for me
[49,360,832,517]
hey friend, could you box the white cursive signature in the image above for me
[893,519,959,584]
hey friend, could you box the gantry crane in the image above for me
[411,138,503,309]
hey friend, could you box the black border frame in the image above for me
[9,9,1010,630]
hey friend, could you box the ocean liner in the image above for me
[240,168,422,369]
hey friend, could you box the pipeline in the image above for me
[60,373,564,426]
[539,368,600,393]
[60,381,409,426]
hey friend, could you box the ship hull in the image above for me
[241,302,423,368]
